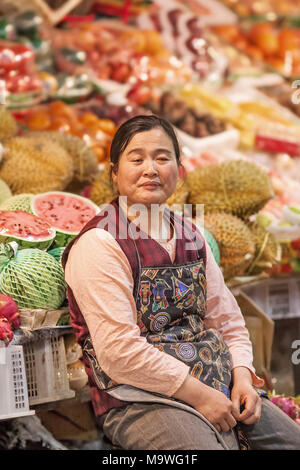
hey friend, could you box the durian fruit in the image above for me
[166,179,189,212]
[0,193,33,212]
[0,106,18,141]
[204,212,256,280]
[0,136,74,194]
[89,162,118,206]
[247,223,281,275]
[25,131,99,183]
[186,159,274,219]
[0,178,12,205]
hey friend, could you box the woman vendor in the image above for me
[62,115,300,450]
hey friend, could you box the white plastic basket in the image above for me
[0,343,35,420]
[23,335,75,405]
[242,277,300,320]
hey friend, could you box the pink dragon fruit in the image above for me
[0,294,20,330]
[270,396,300,421]
[0,317,14,346]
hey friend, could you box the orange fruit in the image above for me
[75,30,97,52]
[143,30,164,55]
[120,30,146,53]
[48,118,71,133]
[234,36,249,50]
[25,109,51,130]
[96,119,116,136]
[244,45,264,61]
[92,145,106,162]
[49,101,78,125]
[278,29,300,59]
[213,25,240,42]
[249,23,278,56]
[265,56,286,74]
[79,112,100,126]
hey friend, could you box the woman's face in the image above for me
[111,127,179,207]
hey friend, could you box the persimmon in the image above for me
[92,145,106,162]
[96,119,116,136]
[26,109,51,130]
[143,30,164,55]
[278,29,300,59]
[244,45,264,61]
[213,25,240,42]
[48,117,71,133]
[249,23,278,56]
[79,112,100,126]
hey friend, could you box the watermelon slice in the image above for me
[0,210,56,250]
[31,192,99,248]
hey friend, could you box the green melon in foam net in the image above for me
[0,210,56,250]
[0,194,34,212]
[31,192,99,248]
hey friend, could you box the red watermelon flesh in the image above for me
[0,210,56,250]
[32,192,99,247]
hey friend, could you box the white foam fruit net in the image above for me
[0,243,66,309]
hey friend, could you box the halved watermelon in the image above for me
[31,192,99,248]
[0,210,56,250]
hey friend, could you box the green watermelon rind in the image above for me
[0,234,55,251]
[52,231,76,249]
[31,191,100,248]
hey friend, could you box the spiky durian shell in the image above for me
[0,136,74,194]
[0,106,18,141]
[204,212,256,280]
[186,159,274,219]
[166,179,189,212]
[89,163,117,207]
[25,131,99,182]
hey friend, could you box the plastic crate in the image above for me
[23,335,75,406]
[242,277,300,320]
[0,343,35,420]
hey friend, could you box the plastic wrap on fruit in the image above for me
[0,41,36,76]
[136,5,228,83]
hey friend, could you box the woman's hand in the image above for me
[231,367,262,425]
[173,374,239,433]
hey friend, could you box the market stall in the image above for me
[0,0,300,449]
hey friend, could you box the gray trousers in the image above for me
[100,398,300,450]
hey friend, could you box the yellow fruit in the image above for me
[0,106,18,140]
[25,131,99,183]
[166,180,189,211]
[186,160,274,219]
[0,137,74,194]
[89,163,118,206]
[204,212,255,280]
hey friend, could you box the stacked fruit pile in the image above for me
[212,23,300,77]
[15,101,116,163]
[164,159,279,281]
[46,20,192,86]
[0,106,105,313]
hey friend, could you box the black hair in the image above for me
[110,115,181,173]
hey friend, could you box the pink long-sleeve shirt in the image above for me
[64,226,264,398]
